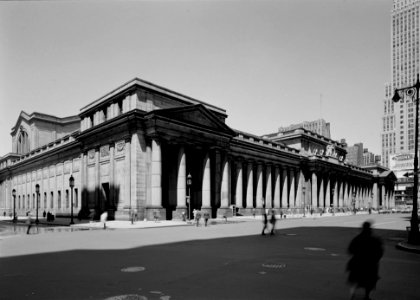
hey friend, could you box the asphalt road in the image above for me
[0,213,419,300]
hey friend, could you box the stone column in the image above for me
[125,138,131,213]
[296,170,303,211]
[110,144,115,210]
[176,147,186,209]
[202,153,211,209]
[273,166,281,209]
[246,161,254,210]
[333,180,338,208]
[265,165,272,209]
[289,169,295,209]
[220,158,230,209]
[256,163,264,209]
[325,178,331,208]
[319,176,324,209]
[343,182,349,208]
[235,160,243,209]
[311,172,318,209]
[151,139,162,208]
[281,168,288,208]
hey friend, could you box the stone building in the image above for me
[0,78,396,221]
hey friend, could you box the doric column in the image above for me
[319,175,324,208]
[281,168,288,208]
[265,165,272,208]
[333,180,338,208]
[235,160,243,208]
[273,166,281,209]
[125,138,131,209]
[289,169,295,208]
[202,153,211,208]
[151,139,162,207]
[246,161,254,209]
[296,170,303,210]
[220,158,230,208]
[177,147,186,208]
[256,163,264,208]
[325,178,331,208]
[344,181,349,208]
[109,143,115,209]
[311,172,318,209]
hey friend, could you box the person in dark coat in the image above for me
[346,221,383,300]
[270,210,277,235]
[261,211,268,235]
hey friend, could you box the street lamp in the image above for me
[352,191,356,214]
[35,184,39,224]
[12,189,16,223]
[302,186,306,217]
[392,73,420,245]
[186,173,192,221]
[69,175,75,225]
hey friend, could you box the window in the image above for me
[66,190,69,208]
[58,191,61,209]
[75,188,78,208]
[51,192,54,209]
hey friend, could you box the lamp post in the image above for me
[35,184,39,224]
[392,73,420,245]
[12,189,16,223]
[352,191,356,215]
[69,175,75,225]
[302,186,306,217]
[187,173,192,221]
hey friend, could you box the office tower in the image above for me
[382,0,420,167]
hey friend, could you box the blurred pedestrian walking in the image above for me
[270,210,277,235]
[26,212,32,234]
[261,211,268,235]
[346,221,383,300]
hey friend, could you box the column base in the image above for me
[145,207,166,221]
[173,206,188,221]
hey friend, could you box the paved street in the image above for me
[0,213,419,300]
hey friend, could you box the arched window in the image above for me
[17,129,30,154]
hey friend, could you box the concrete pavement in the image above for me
[1,213,419,300]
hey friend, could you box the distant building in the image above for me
[278,119,331,139]
[362,148,377,166]
[345,143,364,166]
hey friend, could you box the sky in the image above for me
[0,0,393,157]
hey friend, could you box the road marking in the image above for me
[121,266,146,272]
[304,247,326,251]
[262,263,286,269]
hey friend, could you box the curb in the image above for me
[396,242,420,254]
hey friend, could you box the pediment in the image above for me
[147,104,235,136]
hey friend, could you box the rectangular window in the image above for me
[75,188,78,208]
[51,192,54,209]
[58,191,61,209]
[66,190,69,208]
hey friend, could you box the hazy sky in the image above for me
[0,0,392,157]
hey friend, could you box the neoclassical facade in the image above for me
[0,78,396,220]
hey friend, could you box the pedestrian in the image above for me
[43,210,46,218]
[195,211,201,226]
[204,212,209,226]
[270,210,277,235]
[26,212,32,234]
[261,211,268,235]
[346,221,383,300]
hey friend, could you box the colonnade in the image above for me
[145,140,394,219]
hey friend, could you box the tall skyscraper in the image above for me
[382,0,420,167]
